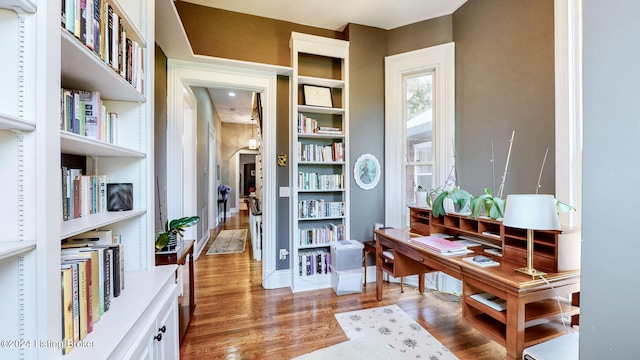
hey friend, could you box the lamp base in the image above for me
[515,266,547,279]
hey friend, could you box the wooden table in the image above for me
[374,228,580,360]
[156,239,196,344]
[218,199,227,222]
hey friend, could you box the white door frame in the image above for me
[167,59,282,288]
[208,122,216,236]
[182,86,198,241]
[233,149,259,213]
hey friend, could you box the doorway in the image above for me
[166,59,281,289]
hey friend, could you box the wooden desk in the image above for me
[156,240,195,344]
[374,228,580,360]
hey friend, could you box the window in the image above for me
[405,73,434,203]
[384,43,455,228]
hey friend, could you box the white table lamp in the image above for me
[502,194,560,279]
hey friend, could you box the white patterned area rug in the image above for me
[294,304,458,360]
[206,229,247,255]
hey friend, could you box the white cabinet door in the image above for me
[154,293,179,360]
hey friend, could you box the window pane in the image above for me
[405,74,433,163]
[406,164,433,204]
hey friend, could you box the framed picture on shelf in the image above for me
[354,153,381,190]
[303,85,333,107]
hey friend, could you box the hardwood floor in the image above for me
[179,210,506,359]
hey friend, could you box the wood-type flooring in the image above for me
[179,210,506,359]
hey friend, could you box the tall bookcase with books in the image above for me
[0,1,179,359]
[290,32,349,292]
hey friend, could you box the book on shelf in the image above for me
[62,247,101,322]
[409,235,468,254]
[469,292,507,311]
[62,230,124,302]
[298,249,330,276]
[61,1,144,92]
[61,257,90,340]
[60,262,80,344]
[60,267,74,355]
[61,170,109,221]
[61,87,117,143]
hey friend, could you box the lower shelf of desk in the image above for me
[464,296,579,348]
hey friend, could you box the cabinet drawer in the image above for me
[410,222,430,235]
[503,246,556,273]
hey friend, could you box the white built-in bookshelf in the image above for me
[0,1,178,359]
[290,32,350,292]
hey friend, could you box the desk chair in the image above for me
[363,239,404,292]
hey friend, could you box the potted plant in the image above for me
[415,185,428,207]
[430,186,472,218]
[155,216,200,251]
[469,188,505,220]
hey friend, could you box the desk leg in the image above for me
[188,247,195,314]
[505,293,526,360]
[375,242,383,301]
[418,273,425,294]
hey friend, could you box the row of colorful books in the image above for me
[61,168,108,221]
[61,0,144,93]
[298,249,331,277]
[61,88,119,144]
[297,199,345,219]
[60,230,124,355]
[297,141,345,162]
[299,223,345,246]
[297,113,343,135]
[297,171,344,190]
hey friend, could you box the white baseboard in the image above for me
[262,269,291,289]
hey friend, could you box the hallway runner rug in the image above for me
[206,229,247,255]
[294,304,458,360]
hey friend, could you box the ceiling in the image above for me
[182,0,468,31]
[181,0,468,123]
[206,88,255,124]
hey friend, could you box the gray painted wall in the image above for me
[582,1,640,357]
[345,24,387,242]
[453,0,555,196]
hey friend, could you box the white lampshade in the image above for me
[502,194,560,230]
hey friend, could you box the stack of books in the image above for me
[408,236,468,255]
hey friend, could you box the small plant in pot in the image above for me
[415,185,428,207]
[430,186,472,218]
[155,216,200,252]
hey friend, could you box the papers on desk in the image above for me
[470,292,507,311]
[408,236,469,255]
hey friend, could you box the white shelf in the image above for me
[61,131,146,158]
[291,273,332,293]
[298,104,345,115]
[0,241,36,260]
[0,112,34,131]
[59,265,177,360]
[297,132,344,139]
[298,189,345,193]
[0,0,35,13]
[298,75,344,89]
[291,33,350,292]
[298,216,346,221]
[61,209,146,240]
[60,30,145,102]
[299,161,345,165]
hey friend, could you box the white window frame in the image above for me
[384,43,456,228]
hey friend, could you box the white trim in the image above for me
[233,149,259,213]
[182,86,198,241]
[166,59,281,289]
[555,0,582,230]
[384,43,456,228]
